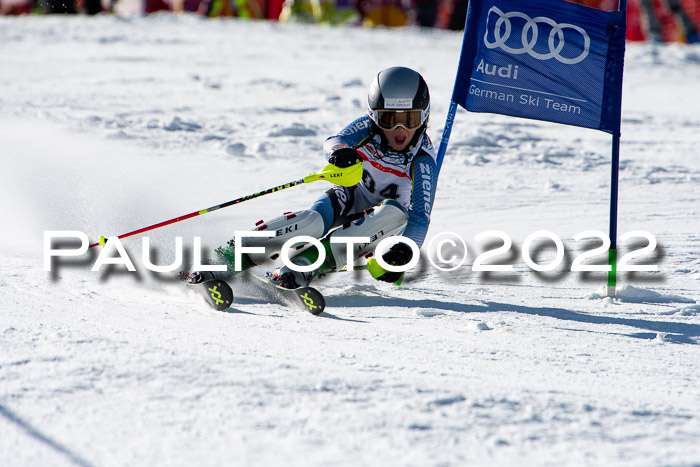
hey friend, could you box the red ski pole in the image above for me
[89,162,362,248]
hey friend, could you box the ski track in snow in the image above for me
[1,14,700,467]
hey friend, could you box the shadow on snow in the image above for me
[325,294,700,345]
[0,404,94,467]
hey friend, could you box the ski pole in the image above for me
[89,162,363,248]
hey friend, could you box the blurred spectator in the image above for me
[267,0,283,18]
[197,0,270,17]
[0,0,34,14]
[235,0,265,17]
[81,0,103,13]
[414,0,437,27]
[356,0,411,26]
[639,0,699,42]
[39,0,77,13]
[278,0,357,23]
[626,0,648,40]
[447,0,465,30]
[278,0,323,22]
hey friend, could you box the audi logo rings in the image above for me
[484,6,591,65]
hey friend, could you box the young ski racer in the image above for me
[185,66,438,289]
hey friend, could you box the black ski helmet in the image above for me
[367,66,430,132]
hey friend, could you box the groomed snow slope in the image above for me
[1,14,699,466]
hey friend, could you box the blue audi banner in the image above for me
[452,0,626,135]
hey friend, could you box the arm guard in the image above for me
[323,116,372,159]
[402,153,438,248]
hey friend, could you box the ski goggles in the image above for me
[370,108,429,131]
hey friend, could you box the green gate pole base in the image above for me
[606,248,617,298]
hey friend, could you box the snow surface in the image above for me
[1,13,700,467]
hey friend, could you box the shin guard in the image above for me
[326,200,408,270]
[240,210,326,266]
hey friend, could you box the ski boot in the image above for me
[179,239,255,284]
[266,256,317,289]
